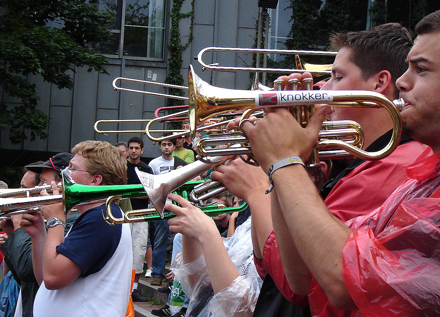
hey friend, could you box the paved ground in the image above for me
[134,275,168,317]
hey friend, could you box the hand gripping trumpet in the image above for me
[187,64,404,163]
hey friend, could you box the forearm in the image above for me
[199,232,240,293]
[272,164,355,308]
[271,190,311,295]
[42,226,65,282]
[247,193,273,259]
[31,230,47,285]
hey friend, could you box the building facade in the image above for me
[0,0,262,165]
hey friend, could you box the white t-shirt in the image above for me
[149,156,175,175]
[33,205,132,317]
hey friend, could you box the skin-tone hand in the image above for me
[166,193,217,242]
[0,232,8,249]
[166,193,240,293]
[39,181,65,221]
[240,106,331,174]
[20,212,46,239]
[0,213,22,237]
[211,157,269,201]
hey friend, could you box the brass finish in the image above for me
[188,65,402,161]
[197,47,336,74]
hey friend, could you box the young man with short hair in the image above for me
[21,141,132,316]
[240,11,440,315]
[148,138,186,287]
[126,136,153,302]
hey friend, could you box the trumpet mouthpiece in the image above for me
[393,98,405,112]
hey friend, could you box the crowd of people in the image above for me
[1,9,440,317]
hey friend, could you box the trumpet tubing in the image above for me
[112,77,188,100]
[197,47,336,74]
[104,195,248,224]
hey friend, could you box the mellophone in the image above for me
[1,47,405,223]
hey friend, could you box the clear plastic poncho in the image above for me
[172,217,262,317]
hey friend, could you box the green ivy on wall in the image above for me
[165,0,195,108]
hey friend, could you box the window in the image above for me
[97,0,166,59]
[267,1,291,62]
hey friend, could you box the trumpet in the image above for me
[0,183,63,198]
[134,154,234,218]
[104,179,245,224]
[187,64,403,162]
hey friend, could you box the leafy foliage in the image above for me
[0,0,114,143]
[164,0,195,108]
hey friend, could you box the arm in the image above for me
[21,182,82,288]
[241,106,356,309]
[167,194,240,293]
[210,158,272,259]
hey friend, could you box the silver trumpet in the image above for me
[135,155,234,218]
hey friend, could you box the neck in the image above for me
[162,153,173,160]
[128,157,140,164]
[175,145,183,150]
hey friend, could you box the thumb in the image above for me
[306,106,331,137]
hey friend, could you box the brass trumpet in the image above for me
[187,65,403,162]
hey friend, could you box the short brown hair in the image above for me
[330,23,412,98]
[415,10,440,35]
[72,140,127,185]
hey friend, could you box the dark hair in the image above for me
[416,10,440,35]
[159,134,176,146]
[127,137,144,149]
[23,161,45,185]
[330,23,412,98]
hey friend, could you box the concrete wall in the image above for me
[0,0,259,163]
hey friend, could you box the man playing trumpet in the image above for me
[211,22,426,316]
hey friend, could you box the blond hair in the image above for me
[72,140,127,185]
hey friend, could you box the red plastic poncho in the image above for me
[311,148,440,316]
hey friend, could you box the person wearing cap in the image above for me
[26,152,73,186]
[0,158,79,317]
[20,140,132,317]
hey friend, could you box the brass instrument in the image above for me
[133,154,234,218]
[187,64,403,162]
[197,47,336,74]
[112,77,188,100]
[0,170,146,219]
[104,180,246,224]
[0,183,63,198]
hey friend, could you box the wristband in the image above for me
[266,156,305,194]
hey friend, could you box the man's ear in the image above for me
[373,70,392,94]
[92,174,103,186]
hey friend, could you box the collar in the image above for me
[405,147,440,181]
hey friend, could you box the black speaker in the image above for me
[258,0,278,9]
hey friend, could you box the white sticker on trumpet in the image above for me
[256,91,333,107]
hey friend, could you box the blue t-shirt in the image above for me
[56,203,122,277]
